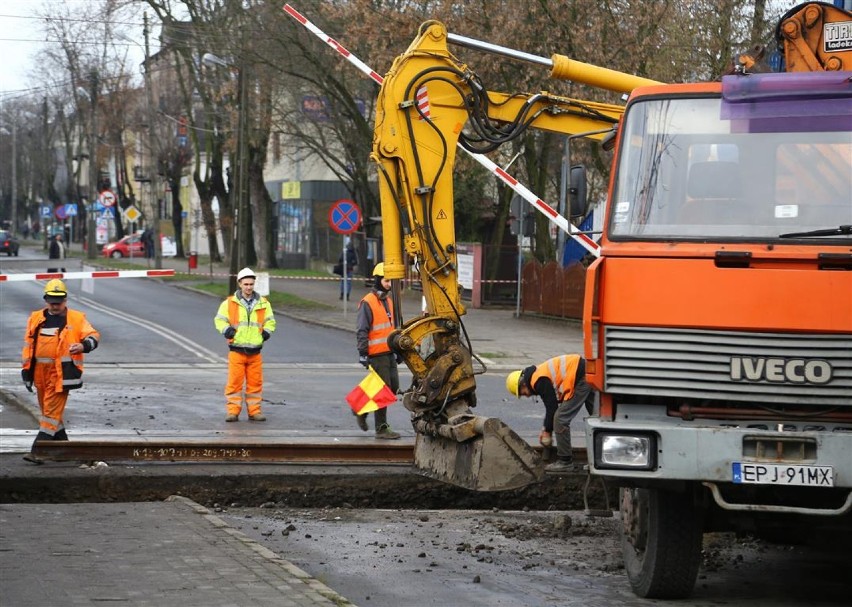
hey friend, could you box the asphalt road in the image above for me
[220,506,852,607]
[0,266,551,448]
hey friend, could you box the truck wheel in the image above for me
[620,486,702,599]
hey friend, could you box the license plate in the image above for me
[732,462,834,487]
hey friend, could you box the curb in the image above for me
[166,495,358,607]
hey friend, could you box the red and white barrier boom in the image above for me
[0,269,175,282]
[282,4,600,257]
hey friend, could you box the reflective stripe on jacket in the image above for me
[363,292,394,356]
[21,308,99,392]
[214,294,276,353]
[530,354,582,402]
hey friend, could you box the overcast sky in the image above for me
[0,0,147,103]
[0,0,46,98]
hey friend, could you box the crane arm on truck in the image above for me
[371,20,656,491]
[776,1,852,71]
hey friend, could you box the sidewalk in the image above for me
[108,250,584,371]
[0,496,356,607]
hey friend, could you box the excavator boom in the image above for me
[371,21,648,491]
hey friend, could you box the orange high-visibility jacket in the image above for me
[362,292,394,356]
[530,354,582,402]
[22,308,99,392]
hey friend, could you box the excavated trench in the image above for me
[0,460,613,512]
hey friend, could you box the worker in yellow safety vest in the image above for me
[214,267,276,422]
[21,279,100,464]
[506,354,595,474]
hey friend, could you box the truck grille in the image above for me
[604,326,852,406]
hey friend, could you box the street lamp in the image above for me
[1,122,18,235]
[117,15,162,269]
[4,110,44,238]
[76,72,100,260]
[202,52,249,293]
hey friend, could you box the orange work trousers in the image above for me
[33,361,69,436]
[225,351,263,416]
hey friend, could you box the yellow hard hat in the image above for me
[506,370,522,398]
[44,278,68,302]
[372,262,385,277]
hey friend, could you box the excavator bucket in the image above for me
[412,414,545,491]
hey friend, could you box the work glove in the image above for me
[359,354,369,368]
[21,370,33,393]
[394,353,403,365]
[539,429,553,447]
[261,330,271,341]
[223,327,237,340]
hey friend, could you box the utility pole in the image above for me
[144,12,163,269]
[236,62,250,284]
[202,50,249,293]
[10,122,16,235]
[86,69,99,259]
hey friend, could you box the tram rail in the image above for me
[31,439,587,466]
[32,439,415,464]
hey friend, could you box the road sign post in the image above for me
[123,206,141,261]
[328,199,362,313]
[99,190,116,207]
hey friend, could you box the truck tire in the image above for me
[620,486,702,599]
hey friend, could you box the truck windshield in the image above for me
[608,96,851,241]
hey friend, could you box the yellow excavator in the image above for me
[371,20,658,491]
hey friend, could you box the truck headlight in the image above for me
[594,433,656,470]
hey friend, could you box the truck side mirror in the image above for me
[568,165,589,218]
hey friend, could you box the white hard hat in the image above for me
[237,267,256,282]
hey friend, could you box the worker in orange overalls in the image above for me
[506,354,595,474]
[214,267,276,422]
[21,279,100,464]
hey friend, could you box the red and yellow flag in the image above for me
[346,367,397,414]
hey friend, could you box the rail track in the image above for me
[30,439,586,466]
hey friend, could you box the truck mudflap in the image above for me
[412,414,545,491]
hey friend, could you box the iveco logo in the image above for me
[730,357,832,384]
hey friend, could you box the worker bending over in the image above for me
[506,354,594,474]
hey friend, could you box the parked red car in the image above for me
[101,233,178,258]
[102,234,145,258]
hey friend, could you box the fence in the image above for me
[521,259,585,320]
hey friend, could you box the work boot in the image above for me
[249,413,266,422]
[225,413,239,422]
[545,459,584,475]
[375,424,400,440]
[22,453,44,465]
[354,413,368,432]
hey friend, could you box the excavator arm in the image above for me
[371,20,653,490]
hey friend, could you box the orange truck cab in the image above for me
[582,70,852,597]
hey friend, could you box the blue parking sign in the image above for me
[40,205,52,218]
